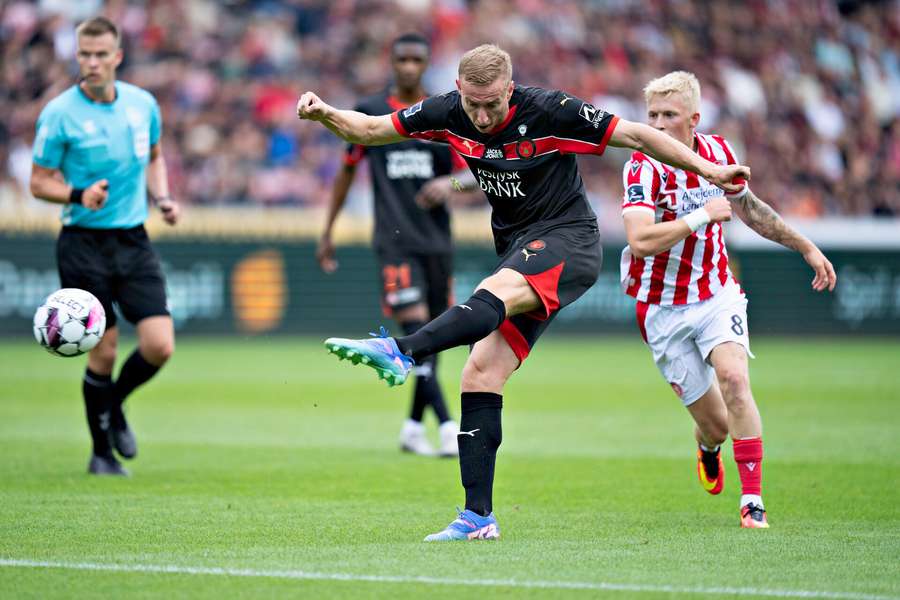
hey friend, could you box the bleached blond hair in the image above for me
[458,44,512,86]
[643,71,701,114]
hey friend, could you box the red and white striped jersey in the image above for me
[619,132,748,306]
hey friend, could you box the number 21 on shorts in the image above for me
[383,263,411,292]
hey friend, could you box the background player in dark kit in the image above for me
[297,44,750,540]
[316,34,469,457]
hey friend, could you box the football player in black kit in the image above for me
[317,34,466,458]
[298,44,750,541]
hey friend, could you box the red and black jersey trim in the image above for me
[343,144,366,166]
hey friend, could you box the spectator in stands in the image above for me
[1,0,897,217]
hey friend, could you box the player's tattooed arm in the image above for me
[731,188,808,252]
[732,188,837,291]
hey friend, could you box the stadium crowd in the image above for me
[1,0,897,218]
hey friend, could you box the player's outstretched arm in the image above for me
[624,198,733,259]
[296,92,406,146]
[731,188,836,292]
[609,120,750,193]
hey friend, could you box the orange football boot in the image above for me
[740,503,770,528]
[697,446,724,495]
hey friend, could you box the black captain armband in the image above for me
[69,188,84,205]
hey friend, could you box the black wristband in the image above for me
[69,188,84,205]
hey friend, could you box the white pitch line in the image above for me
[0,558,896,600]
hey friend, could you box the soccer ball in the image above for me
[33,288,106,357]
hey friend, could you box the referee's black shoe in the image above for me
[109,404,137,459]
[88,453,129,476]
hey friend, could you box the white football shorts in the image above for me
[637,281,754,406]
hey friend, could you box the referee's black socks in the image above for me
[458,392,503,517]
[83,369,113,456]
[113,350,160,405]
[395,289,506,362]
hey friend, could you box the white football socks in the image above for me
[741,494,763,509]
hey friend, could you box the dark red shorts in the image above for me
[493,222,602,362]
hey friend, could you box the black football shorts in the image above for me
[493,222,602,362]
[56,225,169,329]
[375,249,453,319]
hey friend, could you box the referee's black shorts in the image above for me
[56,225,169,329]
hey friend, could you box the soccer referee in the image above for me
[29,17,180,476]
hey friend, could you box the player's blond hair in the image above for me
[643,71,701,114]
[458,44,512,86]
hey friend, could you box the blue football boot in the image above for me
[324,327,414,387]
[423,508,500,541]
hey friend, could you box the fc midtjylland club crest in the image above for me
[516,138,536,159]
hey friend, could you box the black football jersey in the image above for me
[346,90,463,255]
[393,86,619,254]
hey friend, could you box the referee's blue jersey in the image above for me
[33,81,162,229]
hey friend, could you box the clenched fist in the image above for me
[83,179,109,211]
[296,92,332,122]
[316,232,338,273]
[158,198,181,226]
[707,163,751,194]
[705,197,732,223]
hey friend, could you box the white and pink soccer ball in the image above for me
[33,288,106,357]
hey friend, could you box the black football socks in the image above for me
[395,289,506,362]
[83,369,114,456]
[458,392,503,517]
[401,320,451,423]
[415,354,451,423]
[113,350,160,406]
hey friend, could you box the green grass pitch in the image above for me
[0,336,898,599]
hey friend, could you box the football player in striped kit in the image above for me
[621,71,837,528]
